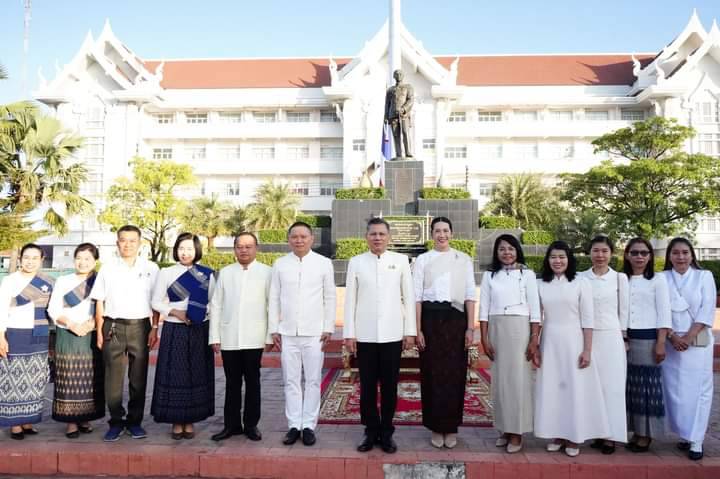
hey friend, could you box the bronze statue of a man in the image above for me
[384,69,414,159]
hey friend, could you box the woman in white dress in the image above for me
[661,237,716,461]
[534,241,610,457]
[579,235,628,454]
[622,237,671,453]
[479,234,540,454]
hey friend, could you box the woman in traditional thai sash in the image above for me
[661,237,716,461]
[622,237,671,453]
[578,235,628,454]
[48,243,105,438]
[479,234,540,454]
[0,243,54,439]
[412,217,476,449]
[150,233,215,439]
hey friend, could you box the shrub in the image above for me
[201,251,284,270]
[521,230,554,245]
[616,257,665,273]
[420,187,471,200]
[256,252,284,266]
[521,255,618,273]
[335,188,385,199]
[258,229,287,243]
[479,215,518,229]
[424,239,477,258]
[296,214,331,228]
[335,238,369,259]
[700,260,720,289]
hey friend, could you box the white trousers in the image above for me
[281,335,324,430]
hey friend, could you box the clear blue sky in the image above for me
[1,0,719,103]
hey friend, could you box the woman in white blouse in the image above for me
[622,237,671,453]
[479,234,540,453]
[579,235,628,454]
[534,241,610,457]
[661,237,716,461]
[150,233,216,440]
[413,217,476,449]
[48,243,105,438]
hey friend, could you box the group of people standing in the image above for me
[481,234,716,460]
[0,219,715,461]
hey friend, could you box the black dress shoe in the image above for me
[380,436,397,454]
[302,428,316,446]
[245,427,262,441]
[677,440,691,451]
[590,439,603,449]
[600,443,616,455]
[356,434,374,452]
[10,430,24,440]
[66,430,80,439]
[688,450,704,461]
[283,427,301,445]
[21,427,38,435]
[211,427,243,441]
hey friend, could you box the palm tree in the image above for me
[0,63,7,80]
[484,173,556,229]
[244,181,300,230]
[180,194,233,249]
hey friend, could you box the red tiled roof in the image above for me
[144,54,654,90]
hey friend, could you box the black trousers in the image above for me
[221,349,263,430]
[356,341,402,438]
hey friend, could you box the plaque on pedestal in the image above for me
[384,160,423,215]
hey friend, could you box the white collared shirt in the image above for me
[152,263,216,324]
[412,249,476,303]
[343,250,416,343]
[268,250,336,337]
[208,260,272,349]
[627,274,671,330]
[0,272,38,331]
[90,256,159,320]
[579,268,629,331]
[663,268,717,332]
[478,268,541,322]
[48,273,95,328]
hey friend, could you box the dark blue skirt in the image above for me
[151,321,214,424]
[0,329,49,426]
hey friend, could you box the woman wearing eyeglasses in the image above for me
[622,238,671,453]
[479,234,540,454]
[661,237,716,461]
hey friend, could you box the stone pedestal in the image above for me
[384,160,424,215]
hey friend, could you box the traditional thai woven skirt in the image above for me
[151,321,215,424]
[626,330,665,437]
[0,328,49,427]
[52,327,105,423]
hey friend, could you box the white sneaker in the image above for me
[546,441,562,452]
[565,447,580,457]
[495,436,509,447]
[444,433,457,449]
[431,432,444,448]
[506,441,523,454]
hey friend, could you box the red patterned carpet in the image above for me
[318,368,493,426]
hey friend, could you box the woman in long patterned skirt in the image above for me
[151,233,215,439]
[48,243,105,437]
[0,243,54,439]
[413,217,476,449]
[622,237,671,453]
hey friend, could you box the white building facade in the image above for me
[33,9,720,266]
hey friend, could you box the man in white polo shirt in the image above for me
[269,221,335,446]
[91,225,159,442]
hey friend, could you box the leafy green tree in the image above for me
[244,181,300,230]
[483,173,558,229]
[99,157,196,262]
[224,206,246,236]
[0,64,7,80]
[180,194,233,250]
[561,117,720,240]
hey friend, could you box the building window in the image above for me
[478,111,502,122]
[85,107,105,128]
[79,166,103,195]
[517,143,539,159]
[702,218,719,232]
[186,146,206,160]
[253,111,277,123]
[219,146,241,160]
[225,182,241,196]
[320,182,340,196]
[548,143,574,158]
[513,110,538,121]
[253,146,275,161]
[422,139,436,152]
[290,183,310,196]
[185,113,208,124]
[444,146,467,159]
[549,110,573,121]
[695,102,719,123]
[320,145,343,160]
[700,133,720,157]
[287,146,310,161]
[84,137,104,160]
[585,110,609,121]
[320,110,340,122]
[448,111,466,123]
[478,183,494,197]
[154,113,174,124]
[218,112,243,123]
[152,148,173,160]
[286,111,311,123]
[621,110,645,121]
[352,139,366,152]
[698,248,720,260]
[478,144,502,159]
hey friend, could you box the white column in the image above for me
[388,0,402,84]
